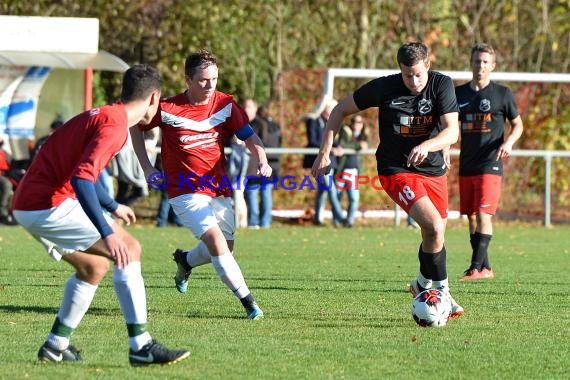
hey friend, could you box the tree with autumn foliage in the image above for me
[2,0,570,219]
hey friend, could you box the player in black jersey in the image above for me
[312,42,464,318]
[455,43,524,281]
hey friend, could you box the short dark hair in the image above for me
[397,42,429,67]
[470,43,495,60]
[257,105,270,119]
[184,49,218,78]
[50,120,63,130]
[120,64,162,103]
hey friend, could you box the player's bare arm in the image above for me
[129,126,158,178]
[442,146,451,169]
[496,115,524,160]
[244,133,272,177]
[407,112,459,167]
[311,96,360,177]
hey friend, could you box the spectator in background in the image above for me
[407,214,420,229]
[156,188,184,227]
[0,135,17,225]
[226,135,249,229]
[243,99,281,229]
[97,167,115,202]
[113,130,157,207]
[155,131,183,228]
[336,114,368,227]
[155,183,184,227]
[456,43,524,281]
[303,99,345,227]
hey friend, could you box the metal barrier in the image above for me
[249,147,570,227]
[157,146,569,226]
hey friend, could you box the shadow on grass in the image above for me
[184,311,253,320]
[0,267,70,273]
[310,319,406,329]
[180,311,408,328]
[0,305,120,316]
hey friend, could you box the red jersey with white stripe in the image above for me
[139,91,248,198]
[13,104,128,211]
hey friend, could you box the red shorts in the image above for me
[459,174,502,215]
[383,173,448,219]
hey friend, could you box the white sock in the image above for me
[417,272,433,289]
[211,253,250,299]
[58,275,98,327]
[47,334,70,351]
[113,262,152,350]
[433,278,449,292]
[187,241,211,267]
[49,275,97,350]
[130,332,152,352]
[114,262,147,324]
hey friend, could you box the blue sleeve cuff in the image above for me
[235,124,255,141]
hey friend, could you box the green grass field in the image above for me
[1,221,569,380]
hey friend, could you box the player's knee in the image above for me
[433,217,445,233]
[128,238,142,260]
[432,219,446,240]
[423,218,445,242]
[477,212,493,226]
[78,259,110,284]
[201,227,227,256]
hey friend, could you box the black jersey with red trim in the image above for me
[455,81,519,176]
[353,71,458,176]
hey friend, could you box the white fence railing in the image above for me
[297,68,570,226]
[242,147,570,227]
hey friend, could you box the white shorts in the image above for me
[169,193,235,240]
[13,198,114,261]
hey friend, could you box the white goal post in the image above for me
[313,68,570,115]
[308,68,570,227]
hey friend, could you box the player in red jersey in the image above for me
[132,50,271,320]
[12,65,190,366]
[312,42,464,318]
[455,43,524,281]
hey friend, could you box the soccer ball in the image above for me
[411,289,451,327]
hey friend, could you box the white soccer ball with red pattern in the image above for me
[411,289,451,327]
